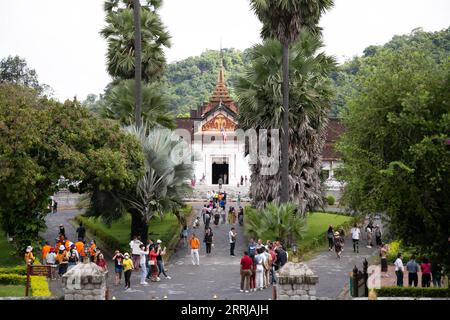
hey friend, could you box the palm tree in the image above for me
[245,203,307,246]
[102,79,175,128]
[235,32,336,216]
[101,0,171,82]
[86,125,193,243]
[249,0,334,203]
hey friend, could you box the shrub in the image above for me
[326,195,336,206]
[375,287,450,298]
[74,215,123,252]
[30,275,51,297]
[0,274,26,285]
[0,266,27,275]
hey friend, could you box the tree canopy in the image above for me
[0,83,145,250]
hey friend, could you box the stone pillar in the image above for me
[62,262,107,300]
[276,262,318,300]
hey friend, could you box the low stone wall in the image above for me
[276,262,318,300]
[53,190,84,209]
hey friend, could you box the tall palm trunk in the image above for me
[133,0,142,129]
[130,208,149,244]
[280,42,290,203]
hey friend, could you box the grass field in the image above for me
[0,232,23,267]
[0,284,25,297]
[300,212,353,247]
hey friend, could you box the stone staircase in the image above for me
[183,183,251,202]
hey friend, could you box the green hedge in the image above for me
[376,287,450,298]
[0,266,27,275]
[326,195,336,206]
[74,215,123,252]
[0,274,26,285]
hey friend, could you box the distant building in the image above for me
[175,62,344,193]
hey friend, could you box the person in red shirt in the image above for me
[240,251,253,293]
[420,257,432,287]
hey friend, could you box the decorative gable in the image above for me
[201,113,236,132]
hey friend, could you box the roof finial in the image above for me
[218,37,225,85]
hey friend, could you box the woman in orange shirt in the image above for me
[89,240,97,261]
[41,241,52,264]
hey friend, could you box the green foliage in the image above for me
[164,48,250,114]
[74,215,123,252]
[245,203,308,246]
[30,275,51,297]
[0,266,27,276]
[326,195,335,206]
[101,0,171,82]
[101,79,175,128]
[337,34,450,272]
[0,55,40,91]
[375,287,450,298]
[0,83,145,252]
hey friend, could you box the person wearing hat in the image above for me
[56,245,69,276]
[24,246,35,265]
[112,250,124,285]
[122,253,134,290]
[334,231,344,259]
[156,240,171,280]
[46,247,57,280]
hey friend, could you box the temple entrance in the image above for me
[211,157,229,185]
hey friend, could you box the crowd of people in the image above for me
[393,254,443,288]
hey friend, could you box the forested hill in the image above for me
[164,48,250,115]
[163,27,449,117]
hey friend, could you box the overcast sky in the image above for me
[0,0,449,102]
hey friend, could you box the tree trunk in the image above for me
[130,209,148,244]
[133,0,142,129]
[280,42,290,203]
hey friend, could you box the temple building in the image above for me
[176,62,344,195]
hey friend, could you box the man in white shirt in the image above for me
[129,236,143,270]
[229,227,237,256]
[350,224,361,253]
[394,253,404,287]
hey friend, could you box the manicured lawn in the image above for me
[0,285,25,297]
[300,212,353,247]
[82,213,180,248]
[0,232,23,267]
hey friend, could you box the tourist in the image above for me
[204,210,211,230]
[112,250,124,285]
[262,246,271,288]
[420,257,432,287]
[129,236,143,270]
[249,253,256,292]
[275,244,287,269]
[229,227,237,256]
[339,227,345,247]
[213,208,220,226]
[394,253,404,287]
[351,223,361,253]
[201,205,207,224]
[406,255,420,287]
[236,192,241,209]
[366,225,373,248]
[268,245,277,285]
[68,250,79,271]
[89,240,97,262]
[149,245,159,282]
[41,241,51,265]
[380,243,389,277]
[244,175,248,186]
[181,224,189,247]
[240,176,244,186]
[327,225,334,251]
[123,253,133,290]
[53,201,58,213]
[374,225,382,247]
[240,251,253,293]
[76,223,86,242]
[248,239,257,257]
[24,246,35,265]
[189,233,200,266]
[156,240,171,280]
[218,176,223,190]
[139,244,149,285]
[46,248,57,280]
[231,207,237,225]
[220,206,226,224]
[238,207,244,226]
[192,216,200,229]
[59,224,65,238]
[334,232,344,259]
[255,248,265,291]
[56,245,69,276]
[431,261,442,287]
[96,253,107,273]
[75,238,85,261]
[204,228,214,255]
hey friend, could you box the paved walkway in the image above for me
[41,206,382,300]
